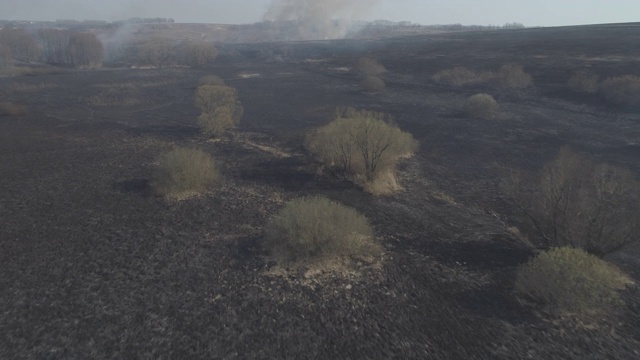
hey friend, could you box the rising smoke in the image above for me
[263,0,379,40]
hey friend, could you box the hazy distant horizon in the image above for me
[0,0,638,27]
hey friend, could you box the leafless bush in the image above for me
[432,67,495,87]
[505,147,640,256]
[184,41,219,67]
[463,93,499,119]
[600,75,640,105]
[353,56,387,76]
[266,196,381,263]
[567,70,599,94]
[496,63,533,89]
[195,85,243,137]
[151,147,218,199]
[362,75,386,93]
[516,247,633,314]
[0,102,27,116]
[305,108,418,192]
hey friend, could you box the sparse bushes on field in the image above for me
[353,56,387,76]
[496,63,533,89]
[195,85,243,137]
[506,147,640,256]
[516,247,633,314]
[362,75,386,93]
[305,107,418,191]
[265,196,381,263]
[198,74,225,86]
[463,93,499,119]
[151,147,218,199]
[432,67,495,87]
[568,70,599,94]
[0,102,27,116]
[600,75,640,105]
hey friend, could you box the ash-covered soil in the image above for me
[1,25,639,359]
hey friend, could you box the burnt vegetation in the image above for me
[1,19,640,360]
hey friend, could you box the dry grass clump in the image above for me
[362,75,386,93]
[463,93,499,119]
[506,147,640,256]
[600,75,640,105]
[305,107,418,194]
[195,85,243,137]
[151,147,218,199]
[567,70,599,94]
[265,196,381,264]
[353,56,387,76]
[0,102,27,116]
[198,74,225,86]
[516,247,633,314]
[432,66,495,87]
[496,63,533,89]
[89,83,142,107]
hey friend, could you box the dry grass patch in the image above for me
[151,147,219,199]
[9,82,58,92]
[432,66,495,87]
[463,93,499,119]
[266,196,382,265]
[600,75,640,105]
[516,247,633,315]
[0,102,27,116]
[568,70,599,94]
[198,74,225,86]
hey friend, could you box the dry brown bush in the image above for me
[463,93,499,119]
[600,75,640,105]
[496,63,533,89]
[0,102,27,116]
[362,75,386,93]
[506,147,640,256]
[266,196,381,264]
[195,85,243,136]
[151,147,218,199]
[305,108,418,192]
[432,67,495,87]
[516,247,633,314]
[567,70,599,94]
[184,41,219,67]
[353,56,387,76]
[198,74,225,86]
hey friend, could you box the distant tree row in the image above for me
[106,38,218,68]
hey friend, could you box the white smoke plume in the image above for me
[263,0,379,40]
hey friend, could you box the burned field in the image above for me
[1,24,640,358]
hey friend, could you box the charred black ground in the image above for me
[1,24,640,359]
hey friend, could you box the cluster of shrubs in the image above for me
[568,70,640,105]
[354,57,387,93]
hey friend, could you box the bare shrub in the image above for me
[506,147,640,256]
[184,41,219,67]
[600,75,640,105]
[354,56,387,76]
[151,147,218,199]
[568,70,599,94]
[362,75,386,93]
[195,85,243,137]
[496,63,533,89]
[463,93,499,119]
[198,74,225,86]
[516,247,633,314]
[432,67,495,87]
[305,107,418,191]
[0,102,27,116]
[0,44,13,70]
[266,196,381,263]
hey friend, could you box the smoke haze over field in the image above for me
[0,0,639,27]
[263,0,379,39]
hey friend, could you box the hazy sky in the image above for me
[0,0,638,26]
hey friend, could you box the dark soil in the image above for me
[1,24,639,359]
